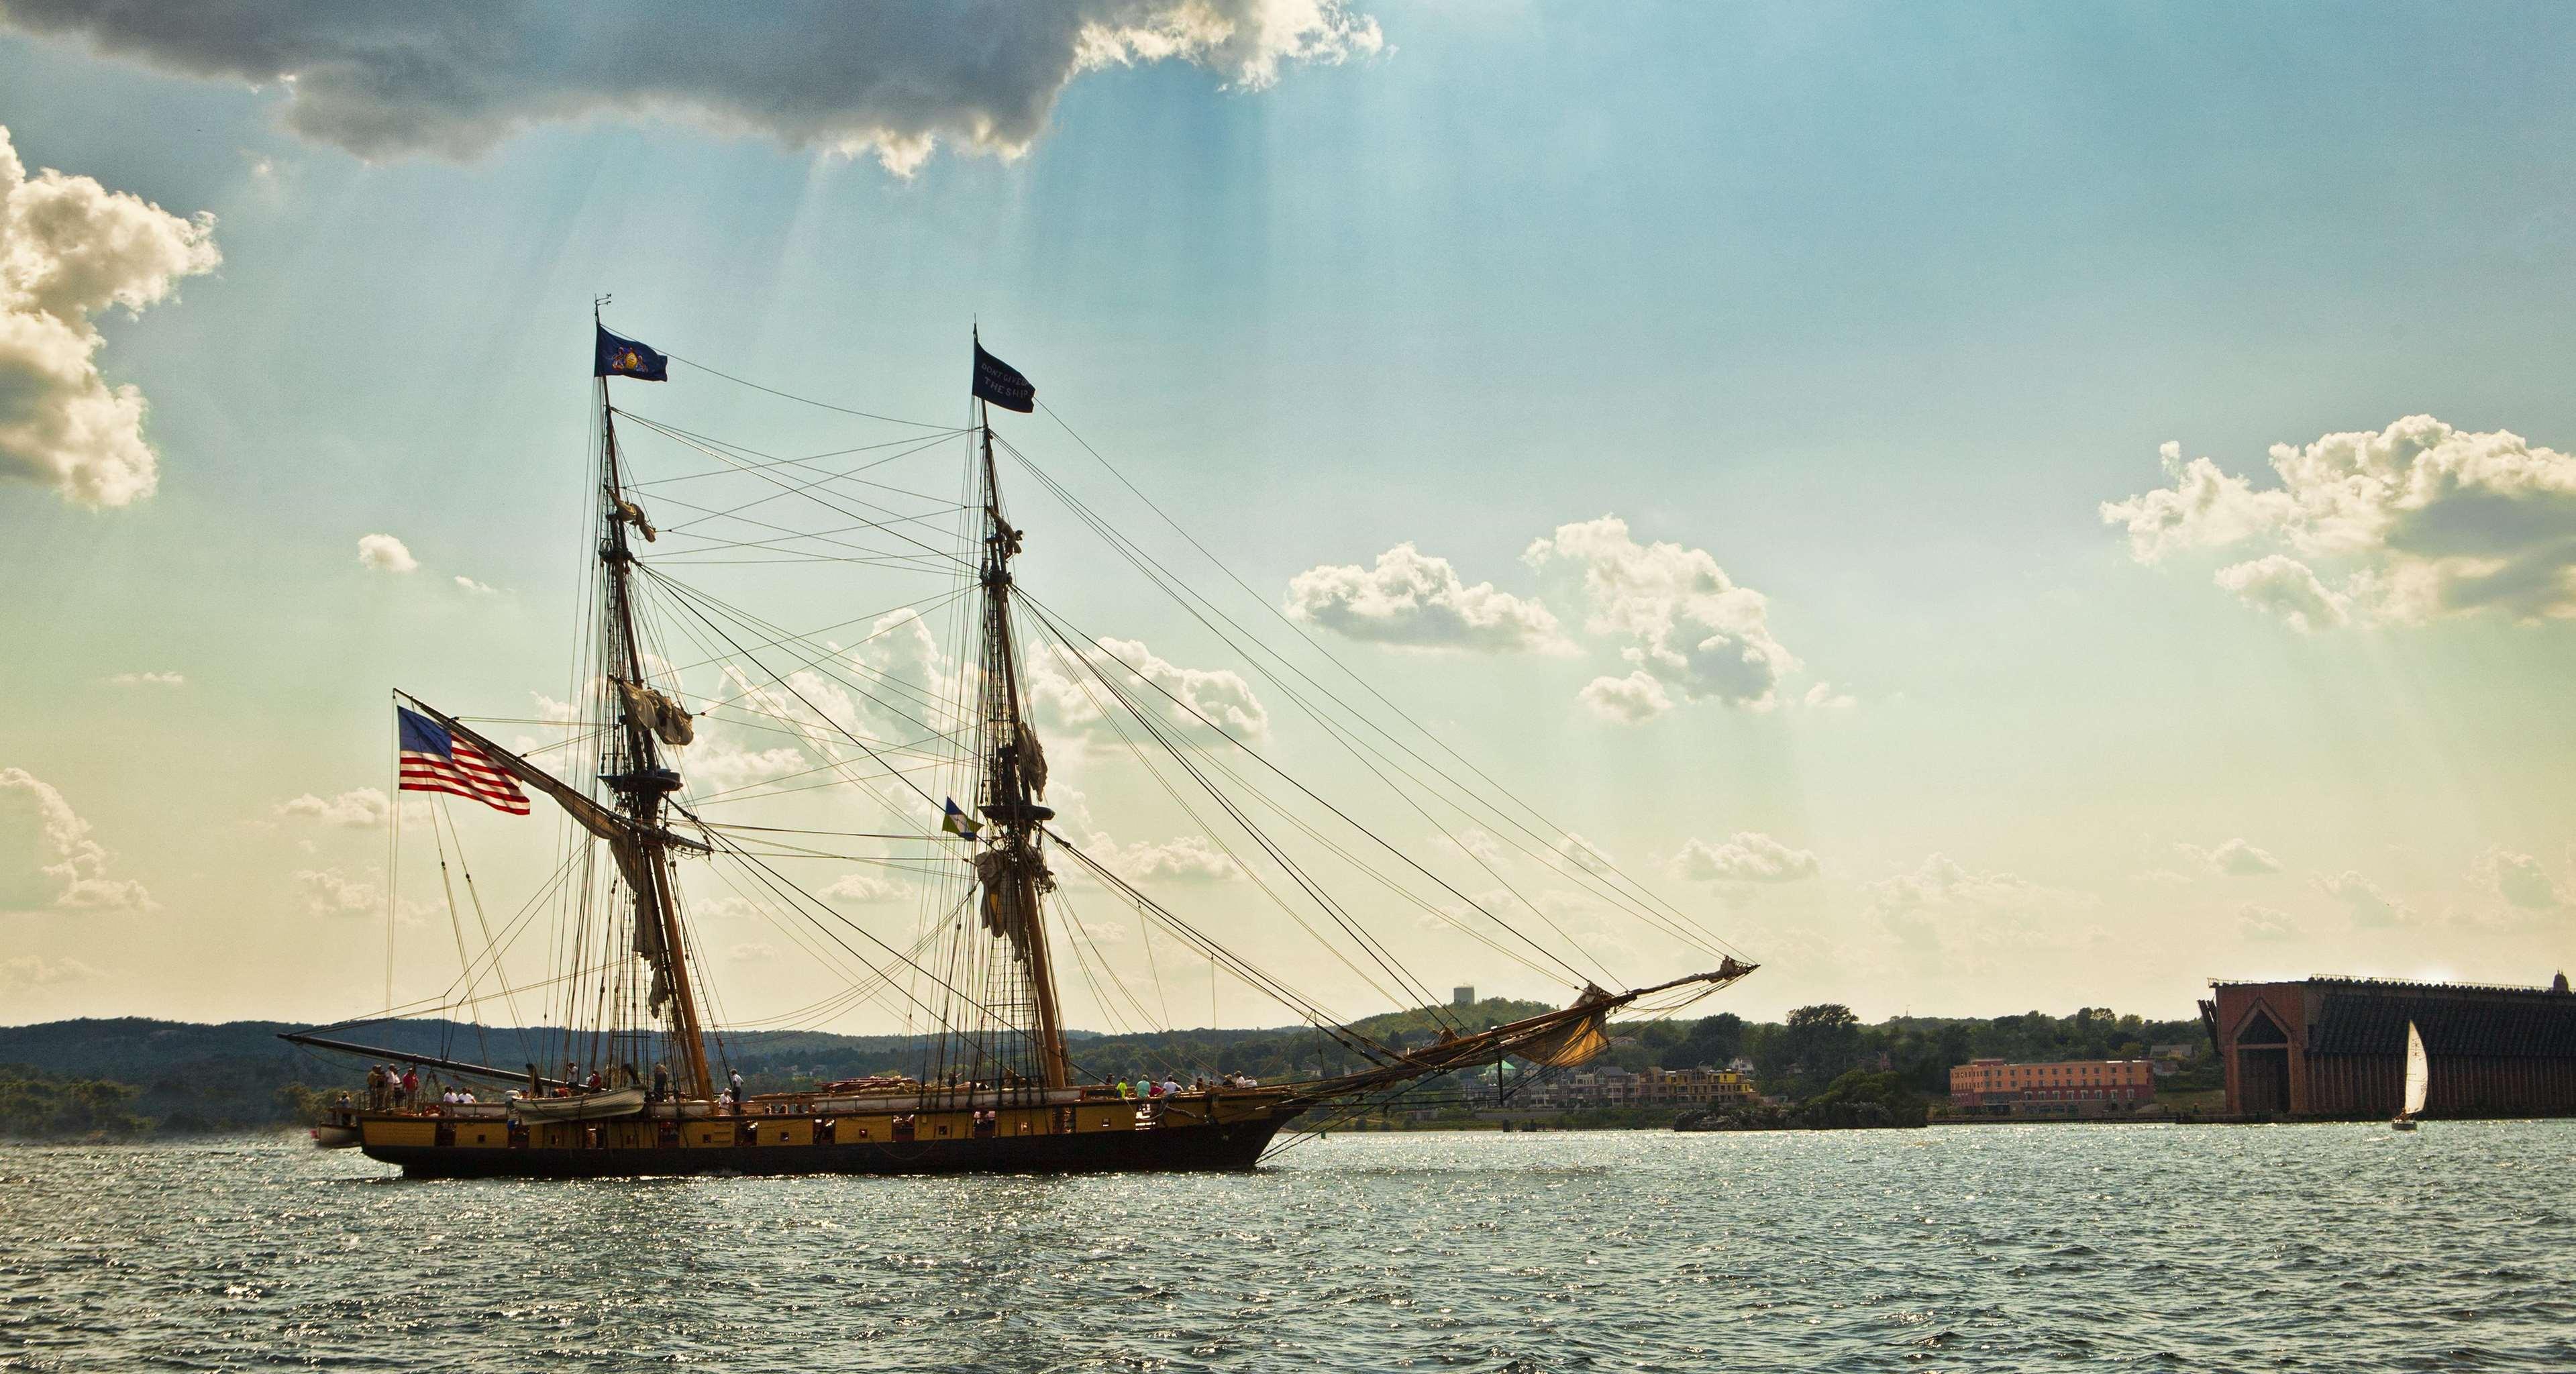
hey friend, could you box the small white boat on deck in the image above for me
[511,1086,650,1124]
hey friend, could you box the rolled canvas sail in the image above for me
[2403,1020,2429,1117]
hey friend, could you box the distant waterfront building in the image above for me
[1949,1057,2156,1119]
[1518,1065,1754,1111]
[1453,986,1476,1007]
[2203,975,2576,1120]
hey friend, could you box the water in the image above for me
[4,1122,2572,1372]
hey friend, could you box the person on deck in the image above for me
[1117,1079,1135,1100]
[729,1069,745,1107]
[586,1069,604,1093]
[1161,1076,1181,1097]
[651,1062,670,1102]
[364,1066,383,1110]
[400,1067,419,1106]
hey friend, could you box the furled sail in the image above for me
[615,678,695,747]
[614,495,658,542]
[1508,989,1618,1069]
[1015,723,1047,796]
[972,847,1055,969]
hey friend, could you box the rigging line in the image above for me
[702,859,916,1021]
[638,565,966,737]
[717,901,961,1030]
[613,410,966,511]
[1046,835,1400,1065]
[614,411,971,546]
[694,701,960,760]
[1021,413,1746,959]
[700,823,949,840]
[637,571,943,813]
[625,426,975,490]
[1062,843,1337,1035]
[617,433,970,544]
[617,413,978,579]
[676,742,956,807]
[707,837,1027,1037]
[1007,450,1723,972]
[433,800,530,1058]
[1022,624,1494,1015]
[996,436,1680,971]
[1020,594,1594,994]
[637,580,974,712]
[665,354,962,430]
[425,800,490,1070]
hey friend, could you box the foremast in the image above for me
[970,398,1074,1090]
[596,372,713,1101]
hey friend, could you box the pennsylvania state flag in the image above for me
[595,325,668,381]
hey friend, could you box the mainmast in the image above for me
[970,396,1074,1090]
[595,369,713,1100]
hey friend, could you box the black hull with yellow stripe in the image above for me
[367,1110,1292,1178]
[339,1089,1305,1179]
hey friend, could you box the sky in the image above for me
[3,1,2573,1033]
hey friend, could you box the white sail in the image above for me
[2402,1020,2429,1117]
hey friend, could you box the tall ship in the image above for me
[291,319,1755,1177]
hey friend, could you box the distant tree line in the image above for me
[0,1004,2214,1139]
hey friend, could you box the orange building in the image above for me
[1950,1057,2155,1118]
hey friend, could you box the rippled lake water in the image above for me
[4,1121,2573,1371]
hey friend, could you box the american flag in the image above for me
[397,705,529,815]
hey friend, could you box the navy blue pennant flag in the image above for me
[595,326,668,381]
[972,337,1035,413]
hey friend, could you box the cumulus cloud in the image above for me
[1285,542,1563,652]
[2103,417,2576,626]
[105,670,184,686]
[2475,847,2567,910]
[1576,669,1672,723]
[1047,636,1268,739]
[1669,832,1820,885]
[0,953,104,991]
[2237,904,2299,942]
[276,787,391,829]
[1866,853,2094,955]
[729,941,780,963]
[2316,870,2411,929]
[0,2,1383,174]
[821,872,905,904]
[2175,837,2283,877]
[2212,555,2351,633]
[293,867,378,916]
[357,533,417,573]
[0,765,154,910]
[1527,515,1798,713]
[1800,681,1855,711]
[685,737,809,793]
[1099,834,1244,883]
[0,125,219,508]
[453,575,497,596]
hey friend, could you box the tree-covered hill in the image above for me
[0,1002,2212,1137]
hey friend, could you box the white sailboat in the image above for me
[2392,1020,2427,1130]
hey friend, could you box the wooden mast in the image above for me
[596,367,713,1101]
[974,397,1074,1090]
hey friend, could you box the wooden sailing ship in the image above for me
[289,321,1754,1177]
